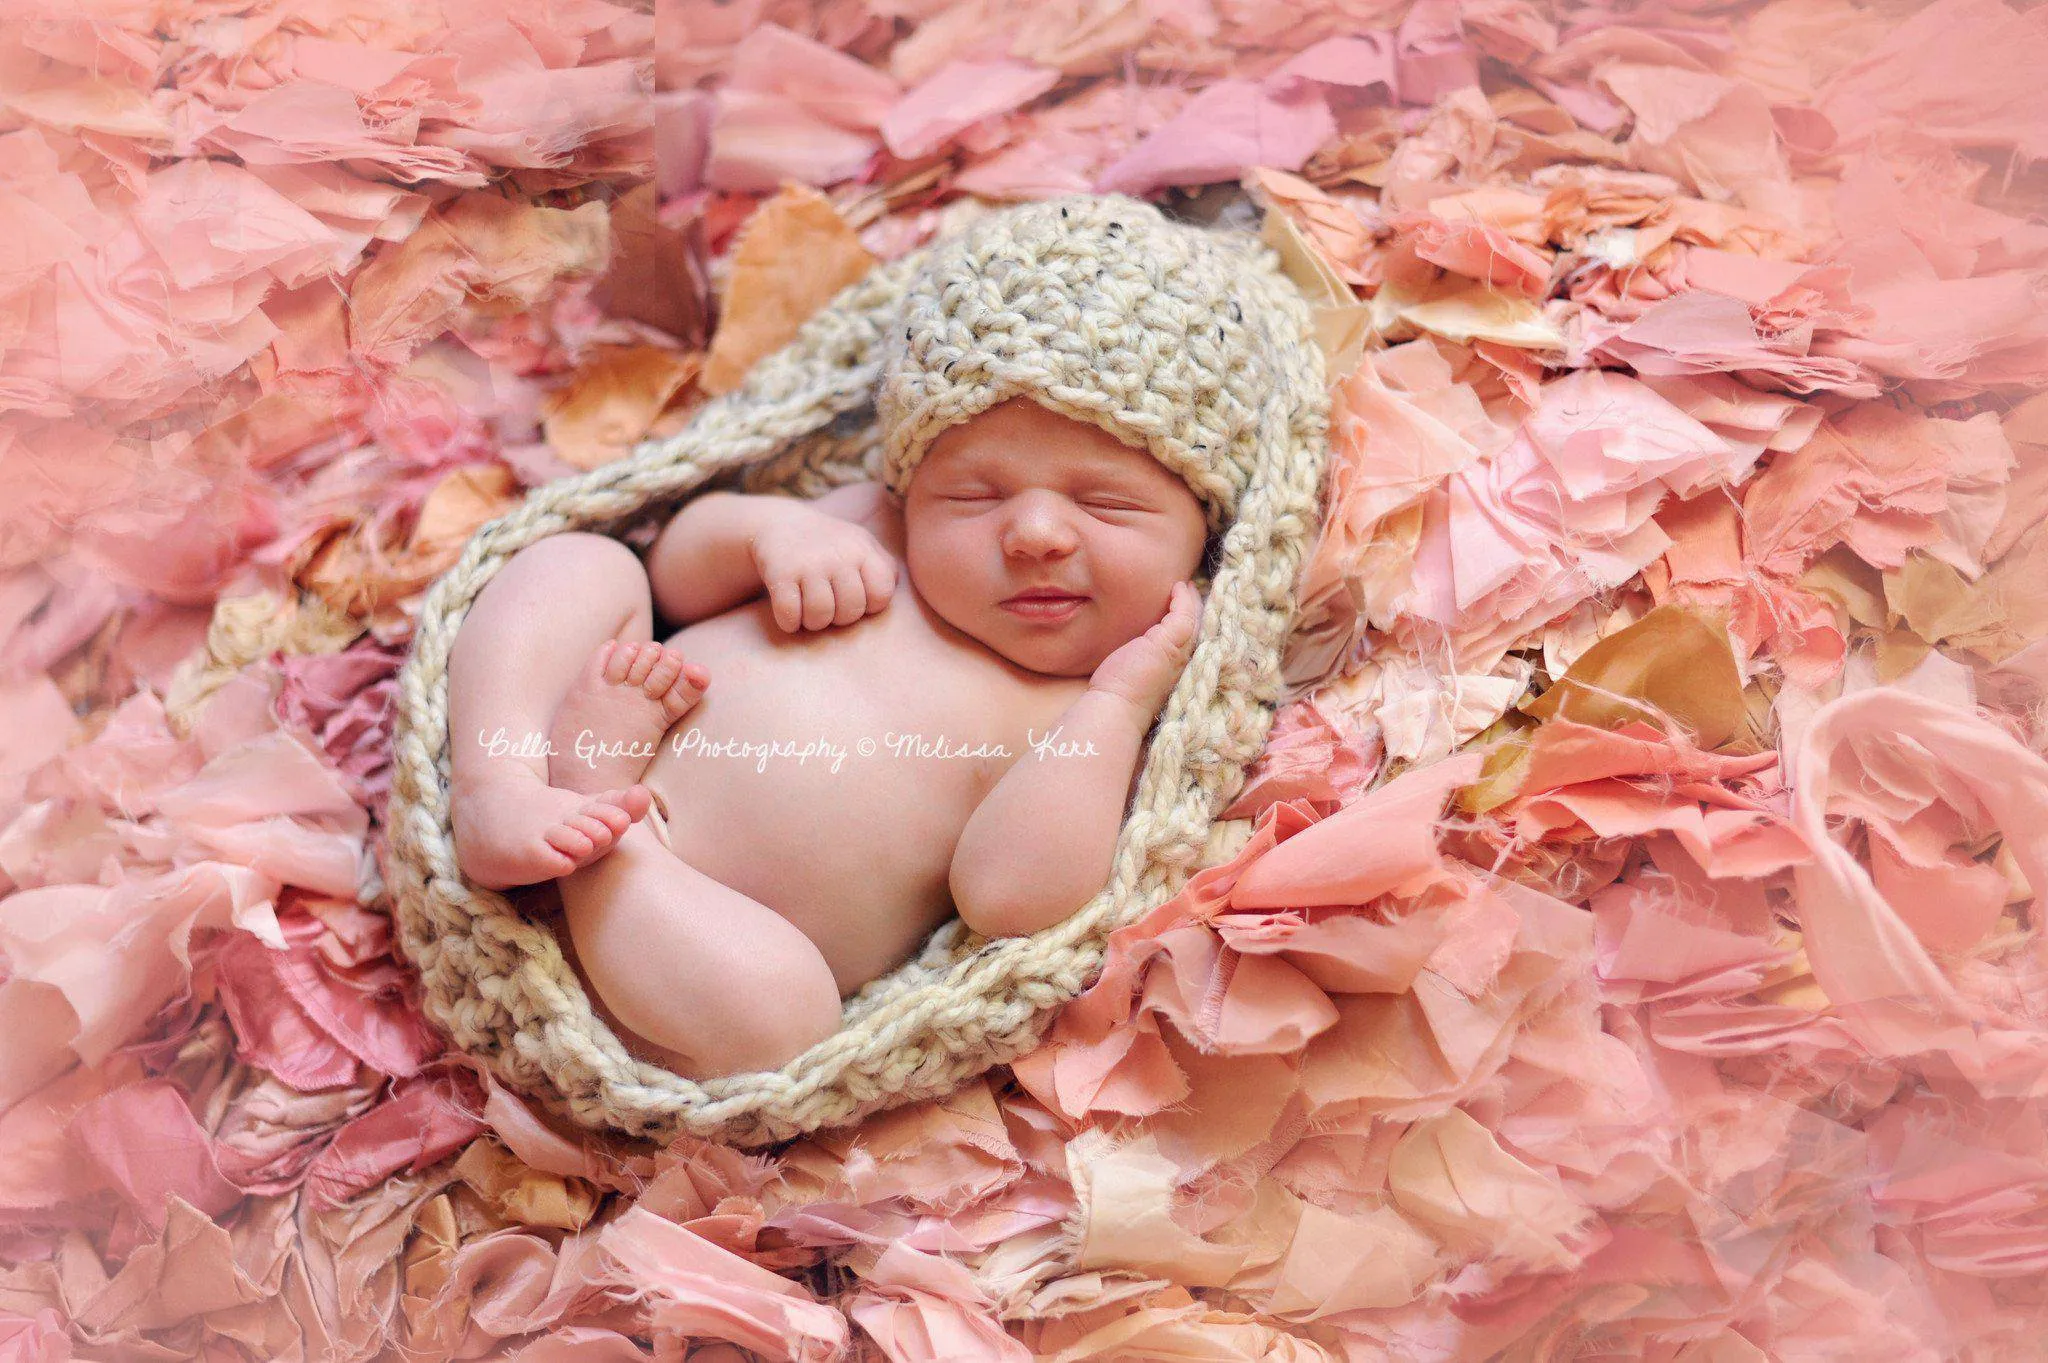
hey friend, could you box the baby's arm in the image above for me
[949,583,1203,939]
[948,689,1155,940]
[647,483,894,628]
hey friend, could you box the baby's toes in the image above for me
[601,641,651,687]
[545,791,648,870]
[654,661,709,717]
[640,647,686,698]
[567,809,623,845]
[628,644,669,688]
[595,785,653,822]
[592,638,628,684]
[544,821,600,863]
[597,640,653,687]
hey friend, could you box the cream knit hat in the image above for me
[877,195,1314,535]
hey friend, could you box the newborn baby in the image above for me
[447,396,1211,1078]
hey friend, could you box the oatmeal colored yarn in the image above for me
[878,197,1299,534]
[383,194,1329,1147]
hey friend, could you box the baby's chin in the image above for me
[967,617,1113,678]
[978,632,1101,678]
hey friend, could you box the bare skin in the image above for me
[446,399,1209,1078]
[547,639,710,795]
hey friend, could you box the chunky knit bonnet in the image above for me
[877,195,1302,535]
[384,193,1330,1147]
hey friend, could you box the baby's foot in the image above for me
[452,769,651,891]
[548,639,709,795]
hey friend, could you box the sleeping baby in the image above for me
[442,196,1314,1079]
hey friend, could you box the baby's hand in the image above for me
[751,508,898,632]
[1087,581,1203,718]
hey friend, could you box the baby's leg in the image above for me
[448,533,700,890]
[557,821,843,1078]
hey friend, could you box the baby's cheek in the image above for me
[1097,609,1151,657]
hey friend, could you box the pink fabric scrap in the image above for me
[880,60,1061,160]
[1095,77,1336,198]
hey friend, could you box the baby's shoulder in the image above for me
[809,480,897,529]
[809,480,904,557]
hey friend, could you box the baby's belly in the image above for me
[641,602,995,993]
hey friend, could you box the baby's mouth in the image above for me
[1001,589,1088,622]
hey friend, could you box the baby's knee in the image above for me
[505,531,647,591]
[487,532,652,633]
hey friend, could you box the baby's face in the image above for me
[899,398,1209,677]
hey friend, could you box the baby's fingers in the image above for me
[858,552,896,613]
[768,579,803,633]
[1155,582,1202,644]
[799,572,839,631]
[828,565,868,627]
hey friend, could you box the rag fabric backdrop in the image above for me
[2,0,2046,1358]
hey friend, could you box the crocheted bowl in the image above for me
[382,205,1330,1147]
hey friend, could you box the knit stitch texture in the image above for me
[878,197,1307,533]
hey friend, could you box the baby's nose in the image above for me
[1000,495,1080,554]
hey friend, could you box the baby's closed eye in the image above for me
[943,490,1152,515]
